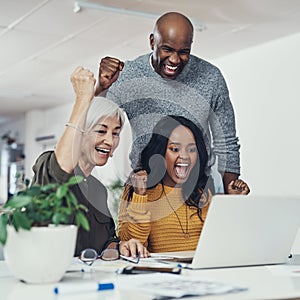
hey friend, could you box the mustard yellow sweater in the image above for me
[118,184,210,253]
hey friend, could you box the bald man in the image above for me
[95,12,241,194]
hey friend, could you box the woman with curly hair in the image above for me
[118,115,249,252]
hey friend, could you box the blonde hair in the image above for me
[84,97,125,132]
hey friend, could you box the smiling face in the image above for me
[150,14,193,79]
[163,125,198,187]
[80,114,121,172]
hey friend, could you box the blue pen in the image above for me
[53,282,114,294]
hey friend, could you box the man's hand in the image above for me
[119,239,150,258]
[70,66,96,103]
[131,170,148,195]
[95,56,124,96]
[227,179,250,195]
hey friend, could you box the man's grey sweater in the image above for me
[107,53,240,175]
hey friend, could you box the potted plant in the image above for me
[0,176,90,284]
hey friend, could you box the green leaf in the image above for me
[41,183,57,192]
[56,185,67,199]
[4,195,31,208]
[0,214,9,245]
[28,185,42,194]
[67,190,77,206]
[75,211,90,231]
[44,193,56,203]
[52,213,62,225]
[78,204,88,212]
[66,175,83,186]
[59,207,72,215]
[12,211,32,230]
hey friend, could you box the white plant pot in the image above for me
[4,225,77,284]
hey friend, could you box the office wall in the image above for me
[213,32,300,196]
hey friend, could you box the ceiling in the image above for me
[1,0,300,125]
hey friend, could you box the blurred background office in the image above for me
[0,0,300,206]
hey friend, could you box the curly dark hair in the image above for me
[125,115,213,219]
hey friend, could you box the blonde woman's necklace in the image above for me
[164,192,190,239]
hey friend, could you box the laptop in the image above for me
[152,195,300,269]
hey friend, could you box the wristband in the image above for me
[65,122,85,133]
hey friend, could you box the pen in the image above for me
[53,282,114,294]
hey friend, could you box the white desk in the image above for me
[1,259,300,300]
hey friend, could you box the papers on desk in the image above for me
[118,273,247,298]
[150,251,195,259]
[149,251,194,262]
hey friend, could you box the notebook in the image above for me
[152,195,300,269]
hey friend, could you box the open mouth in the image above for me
[95,147,110,155]
[175,163,190,179]
[164,64,179,75]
